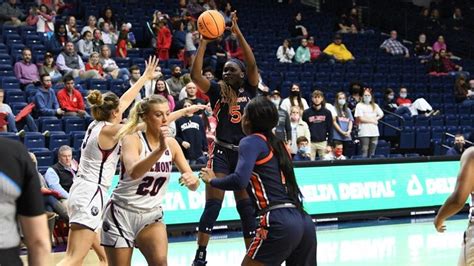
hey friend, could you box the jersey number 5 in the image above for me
[230,106,242,124]
[136,176,167,196]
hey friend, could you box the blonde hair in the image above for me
[87,90,120,121]
[88,52,100,65]
[116,95,169,140]
[218,81,238,112]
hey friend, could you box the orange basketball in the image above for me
[197,10,226,39]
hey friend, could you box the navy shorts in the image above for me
[247,208,317,265]
[207,142,239,175]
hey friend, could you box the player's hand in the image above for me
[182,141,191,149]
[160,125,171,138]
[143,56,160,80]
[179,172,200,191]
[158,129,168,151]
[434,216,446,232]
[228,11,240,34]
[199,168,216,184]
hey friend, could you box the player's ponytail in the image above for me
[245,96,304,211]
[116,95,169,140]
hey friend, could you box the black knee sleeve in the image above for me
[198,199,223,234]
[236,198,257,238]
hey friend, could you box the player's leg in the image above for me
[136,222,168,266]
[104,247,133,266]
[92,231,107,266]
[57,224,97,266]
[286,213,317,266]
[241,256,265,266]
[234,189,257,249]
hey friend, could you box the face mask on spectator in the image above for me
[335,148,343,157]
[363,96,371,104]
[400,93,407,98]
[388,94,394,100]
[44,83,52,89]
[338,99,346,106]
[172,72,181,78]
[299,146,309,154]
[290,91,299,97]
[271,99,281,107]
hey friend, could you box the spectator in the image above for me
[288,12,308,38]
[396,87,437,116]
[176,82,206,110]
[427,9,444,34]
[98,7,117,30]
[0,0,26,26]
[56,76,87,117]
[66,15,80,42]
[81,15,97,35]
[380,30,409,57]
[85,52,106,79]
[225,32,244,60]
[14,48,40,90]
[76,30,94,59]
[171,20,186,59]
[280,83,309,115]
[33,74,64,117]
[143,65,164,99]
[44,145,78,199]
[355,88,384,157]
[323,34,355,62]
[276,39,295,63]
[449,7,464,32]
[0,88,37,133]
[166,65,186,98]
[186,0,205,18]
[323,142,346,160]
[47,22,69,53]
[101,22,117,45]
[347,8,361,33]
[116,30,128,58]
[185,20,198,68]
[307,36,321,62]
[26,4,55,33]
[348,81,363,113]
[414,33,432,61]
[289,105,311,156]
[419,7,431,31]
[333,92,354,157]
[99,45,130,81]
[454,75,474,106]
[295,38,311,64]
[39,52,63,84]
[219,2,234,24]
[179,70,211,102]
[270,91,292,143]
[153,16,172,61]
[175,99,208,165]
[303,90,333,160]
[92,29,105,53]
[446,134,467,156]
[269,89,282,107]
[336,13,351,33]
[440,49,468,76]
[427,52,448,76]
[432,35,448,54]
[293,136,311,161]
[152,79,176,111]
[56,42,99,80]
[383,88,411,117]
[121,22,136,48]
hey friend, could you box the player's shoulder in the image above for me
[462,147,474,161]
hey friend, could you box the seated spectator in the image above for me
[295,38,311,64]
[276,39,295,63]
[323,142,346,161]
[307,36,321,62]
[76,31,94,59]
[99,45,130,81]
[92,29,105,53]
[348,81,363,113]
[355,88,384,157]
[280,83,309,115]
[175,99,208,165]
[14,48,40,90]
[26,4,55,34]
[323,34,355,63]
[440,49,468,76]
[303,90,333,160]
[121,22,136,48]
[151,79,175,111]
[289,105,311,156]
[396,87,437,116]
[380,30,409,58]
[0,0,26,26]
[336,13,351,33]
[66,15,80,42]
[56,42,99,80]
[454,75,474,106]
[333,92,354,157]
[166,65,186,98]
[427,9,444,34]
[34,74,65,117]
[176,82,206,111]
[116,30,128,58]
[449,7,464,32]
[225,32,243,60]
[347,8,361,33]
[56,76,87,117]
[0,88,37,133]
[427,52,448,76]
[383,88,411,117]
[446,134,467,156]
[414,33,432,61]
[288,12,308,38]
[432,35,447,54]
[293,136,311,161]
[46,23,70,53]
[44,145,78,199]
[39,52,63,84]
[179,70,211,102]
[81,15,97,35]
[101,22,118,45]
[85,52,106,79]
[98,7,118,30]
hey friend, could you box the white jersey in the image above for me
[111,131,172,211]
[75,120,121,188]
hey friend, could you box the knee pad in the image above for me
[236,199,257,238]
[198,199,223,234]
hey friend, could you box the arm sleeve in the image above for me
[380,40,388,49]
[14,63,29,84]
[354,104,362,118]
[16,144,44,216]
[210,137,263,190]
[78,56,85,71]
[174,120,184,144]
[276,46,283,60]
[35,94,56,116]
[57,91,75,112]
[44,168,69,198]
[52,92,60,110]
[77,91,85,110]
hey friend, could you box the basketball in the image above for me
[197,10,226,39]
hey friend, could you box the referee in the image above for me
[0,138,50,265]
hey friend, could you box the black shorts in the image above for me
[207,142,239,175]
[0,247,22,266]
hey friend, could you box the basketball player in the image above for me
[190,11,259,265]
[434,147,474,266]
[59,57,204,266]
[101,95,199,265]
[200,96,317,265]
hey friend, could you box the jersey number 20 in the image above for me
[136,176,166,196]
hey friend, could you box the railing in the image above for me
[441,132,474,150]
[381,108,405,132]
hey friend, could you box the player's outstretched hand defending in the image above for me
[179,172,200,191]
[143,56,160,80]
[199,168,216,184]
[434,216,446,233]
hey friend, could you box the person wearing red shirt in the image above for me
[153,17,172,61]
[85,52,106,79]
[307,36,321,61]
[56,76,87,117]
[396,87,438,116]
[116,30,128,58]
[225,33,244,60]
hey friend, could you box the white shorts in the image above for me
[68,179,109,231]
[459,221,474,266]
[101,201,164,248]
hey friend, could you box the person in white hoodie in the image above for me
[276,39,295,63]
